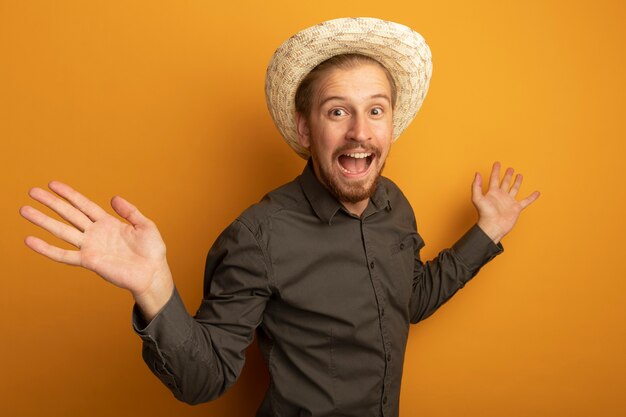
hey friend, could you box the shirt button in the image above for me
[400,243,405,250]
[387,353,392,362]
[370,261,375,269]
[383,395,388,404]
[381,307,385,316]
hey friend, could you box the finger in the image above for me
[501,167,514,190]
[48,181,108,222]
[20,205,83,248]
[111,195,151,228]
[28,186,92,232]
[519,191,541,209]
[489,161,501,189]
[471,172,483,204]
[509,174,523,197]
[24,235,81,265]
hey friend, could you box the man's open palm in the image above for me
[20,181,170,299]
[472,162,540,243]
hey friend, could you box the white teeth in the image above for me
[344,152,372,159]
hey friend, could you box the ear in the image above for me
[296,112,311,148]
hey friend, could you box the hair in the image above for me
[294,53,398,117]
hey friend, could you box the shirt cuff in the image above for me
[451,224,504,272]
[131,286,193,350]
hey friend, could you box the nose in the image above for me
[346,113,372,143]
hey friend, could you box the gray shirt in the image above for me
[133,161,503,416]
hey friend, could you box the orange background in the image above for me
[2,0,625,416]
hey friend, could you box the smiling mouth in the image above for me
[337,152,374,175]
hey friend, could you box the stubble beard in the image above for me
[313,146,386,205]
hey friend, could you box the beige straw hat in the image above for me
[265,17,433,159]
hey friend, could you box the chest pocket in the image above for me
[390,233,424,262]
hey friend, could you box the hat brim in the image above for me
[265,17,433,159]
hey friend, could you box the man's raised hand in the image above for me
[20,181,173,320]
[472,162,540,244]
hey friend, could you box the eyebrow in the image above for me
[318,93,391,108]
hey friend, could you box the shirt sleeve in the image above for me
[132,219,272,404]
[409,224,503,323]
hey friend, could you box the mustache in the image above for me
[332,144,381,159]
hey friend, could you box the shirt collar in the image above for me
[298,159,392,224]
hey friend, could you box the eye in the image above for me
[329,108,347,117]
[370,107,384,116]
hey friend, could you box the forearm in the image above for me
[133,288,234,404]
[410,224,503,323]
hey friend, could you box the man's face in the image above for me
[296,63,394,208]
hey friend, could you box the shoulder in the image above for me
[379,175,419,229]
[209,177,305,263]
[236,176,306,233]
[380,176,412,208]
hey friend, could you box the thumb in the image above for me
[111,195,150,227]
[471,172,483,204]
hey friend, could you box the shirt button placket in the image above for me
[361,218,391,417]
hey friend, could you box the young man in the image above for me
[20,17,539,417]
